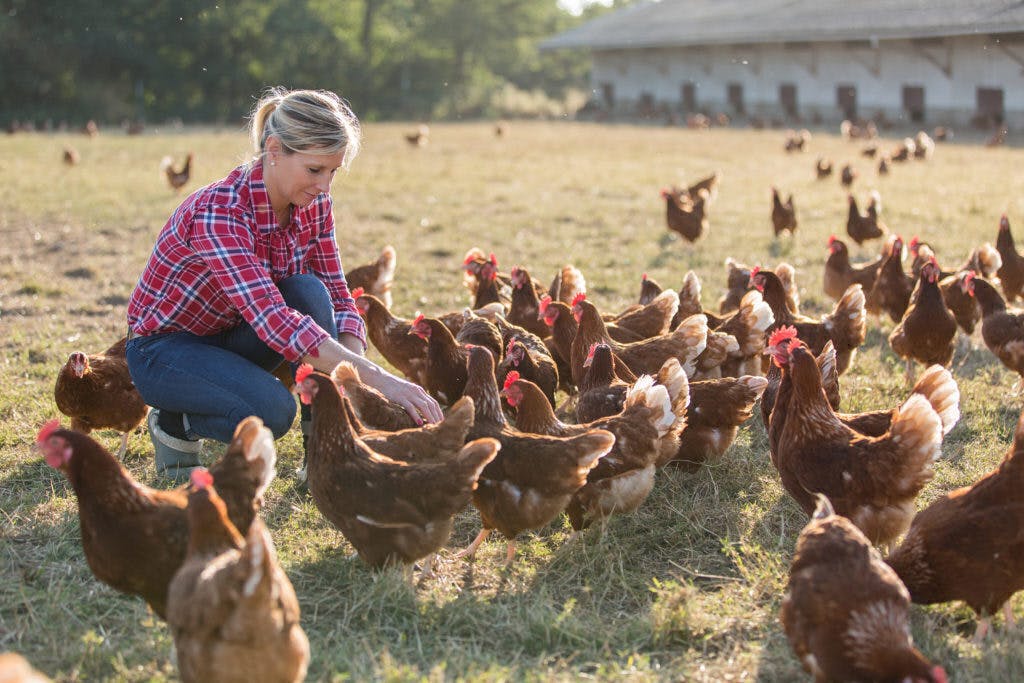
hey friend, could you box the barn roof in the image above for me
[541,0,1024,50]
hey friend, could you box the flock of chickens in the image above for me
[38,123,1024,682]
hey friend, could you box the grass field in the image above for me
[4,119,1024,681]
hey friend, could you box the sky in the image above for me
[557,0,614,16]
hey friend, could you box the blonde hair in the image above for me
[249,87,361,168]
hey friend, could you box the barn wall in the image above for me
[590,35,1024,129]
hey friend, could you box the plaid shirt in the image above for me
[127,160,366,362]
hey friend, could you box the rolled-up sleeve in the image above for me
[189,206,331,362]
[305,206,367,351]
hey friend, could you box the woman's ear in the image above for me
[265,135,281,162]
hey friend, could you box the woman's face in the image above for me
[266,137,345,211]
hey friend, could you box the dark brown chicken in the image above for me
[54,336,147,457]
[662,187,709,242]
[823,235,884,301]
[782,495,947,683]
[765,335,946,547]
[37,417,274,619]
[815,156,833,178]
[840,163,857,187]
[296,367,499,570]
[331,361,419,431]
[168,471,309,683]
[939,271,982,335]
[867,236,915,323]
[574,343,633,424]
[889,258,958,381]
[353,291,428,387]
[846,191,886,245]
[497,338,558,408]
[996,214,1024,302]
[970,275,1024,381]
[771,187,797,237]
[161,153,192,192]
[719,258,753,314]
[507,265,555,339]
[460,346,614,565]
[887,407,1024,642]
[345,245,396,310]
[408,314,470,405]
[670,375,767,470]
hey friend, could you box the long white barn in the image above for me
[542,0,1024,129]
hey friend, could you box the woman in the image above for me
[127,87,442,481]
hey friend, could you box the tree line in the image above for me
[0,0,632,126]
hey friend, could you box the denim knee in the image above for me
[243,384,297,439]
[278,274,337,337]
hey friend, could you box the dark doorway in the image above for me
[601,82,615,108]
[902,85,925,122]
[779,83,798,118]
[681,82,696,112]
[977,87,1005,124]
[836,85,857,119]
[727,83,744,115]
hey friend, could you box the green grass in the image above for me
[3,120,1024,681]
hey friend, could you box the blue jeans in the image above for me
[126,274,337,442]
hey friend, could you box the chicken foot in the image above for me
[456,528,491,559]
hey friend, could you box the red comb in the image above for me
[412,313,425,326]
[488,252,498,266]
[642,273,648,281]
[538,295,551,314]
[750,265,761,277]
[768,326,799,347]
[503,371,520,390]
[351,286,364,298]
[295,363,314,383]
[571,292,586,308]
[827,235,836,246]
[190,468,214,490]
[37,418,61,444]
[463,253,477,265]
[909,236,920,249]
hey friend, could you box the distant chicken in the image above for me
[405,124,429,147]
[815,156,833,178]
[996,215,1024,302]
[891,137,916,162]
[823,235,884,301]
[661,187,709,242]
[37,417,274,619]
[503,364,686,531]
[771,187,797,237]
[840,163,857,187]
[781,495,947,683]
[887,407,1024,642]
[969,276,1024,382]
[296,366,500,570]
[861,143,879,158]
[54,336,148,457]
[83,119,99,137]
[63,146,79,166]
[637,272,664,306]
[878,155,890,175]
[889,258,958,381]
[161,153,193,192]
[168,470,309,683]
[846,191,886,245]
[753,267,867,374]
[913,130,935,160]
[460,346,614,565]
[345,245,396,310]
[783,128,811,152]
[765,333,948,547]
[673,171,720,206]
[867,236,915,323]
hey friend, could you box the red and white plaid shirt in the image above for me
[127,159,366,362]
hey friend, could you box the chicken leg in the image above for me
[973,617,991,643]
[457,528,491,559]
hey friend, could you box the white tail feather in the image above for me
[912,365,961,436]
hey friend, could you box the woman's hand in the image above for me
[361,369,444,425]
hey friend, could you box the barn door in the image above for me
[836,85,857,119]
[727,83,745,115]
[977,87,1004,124]
[681,82,696,113]
[902,86,925,122]
[779,83,797,118]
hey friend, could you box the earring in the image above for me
[270,160,276,166]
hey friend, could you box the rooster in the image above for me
[996,215,1024,302]
[889,258,958,382]
[460,346,614,565]
[168,470,309,683]
[887,407,1024,642]
[781,495,947,683]
[752,267,866,374]
[54,336,148,457]
[771,187,797,237]
[37,416,275,619]
[846,191,886,245]
[345,245,396,310]
[296,366,499,571]
[765,332,947,547]
[161,153,192,192]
